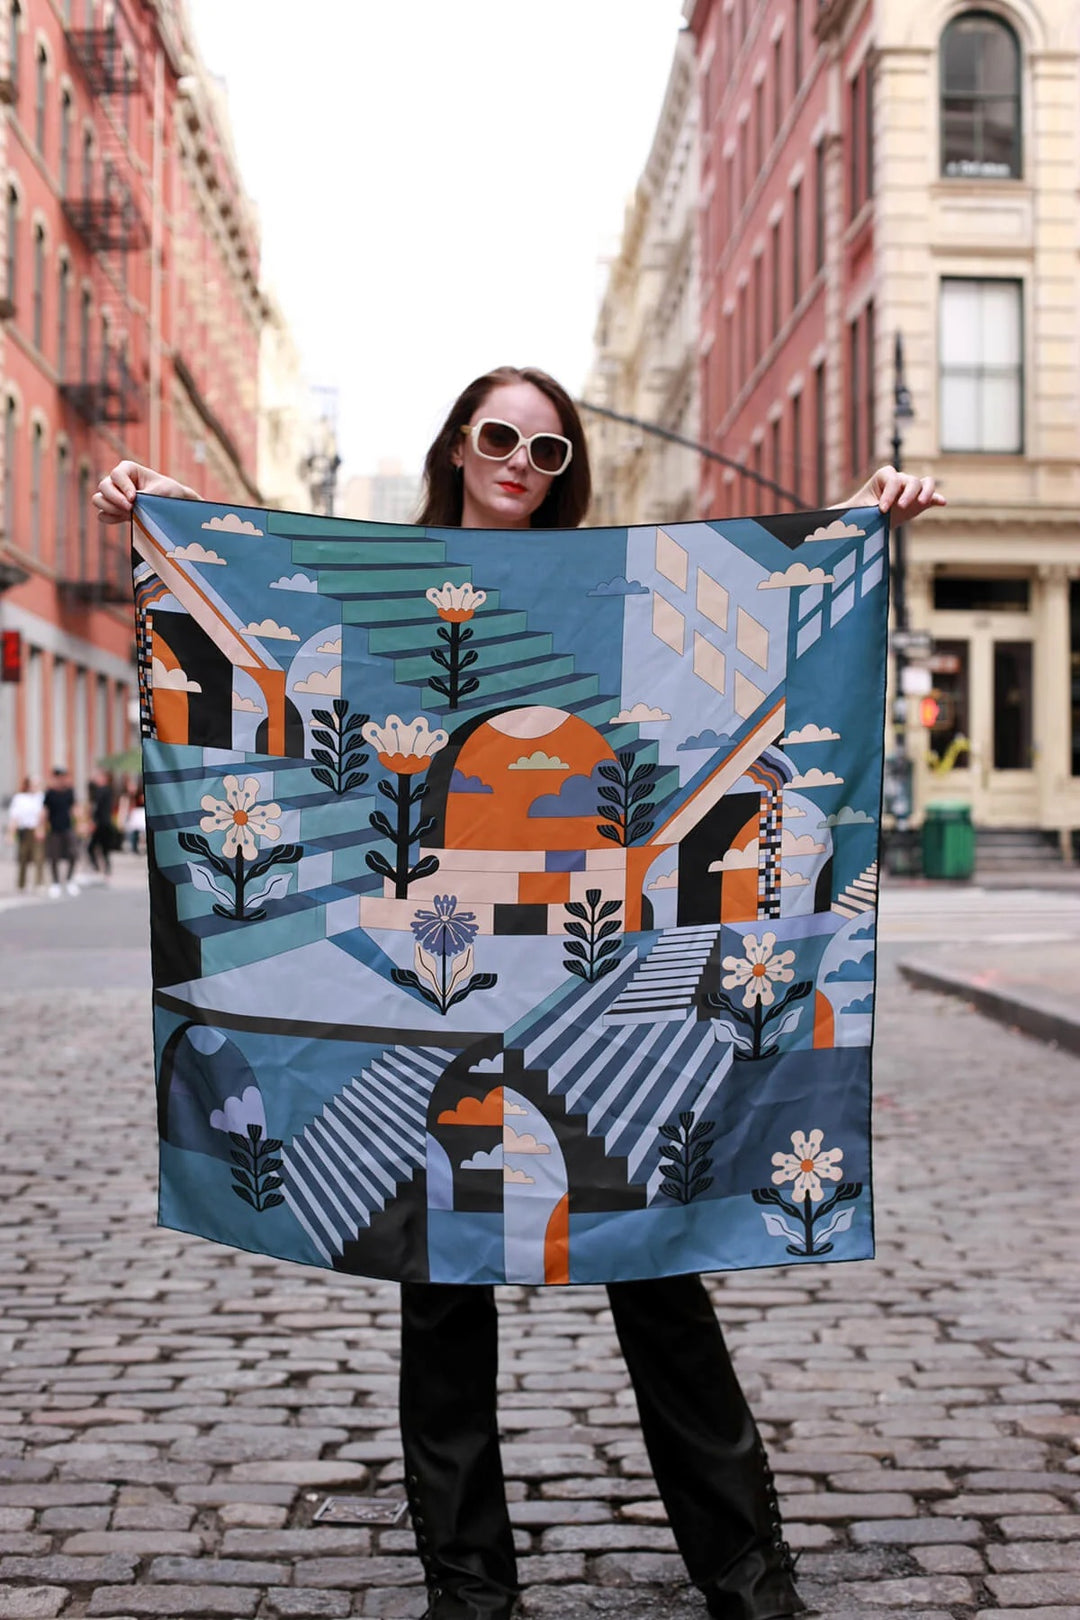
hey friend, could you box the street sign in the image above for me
[1,629,21,682]
[890,628,933,658]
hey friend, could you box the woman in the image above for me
[96,366,942,1620]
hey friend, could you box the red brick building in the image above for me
[688,0,876,519]
[0,0,263,797]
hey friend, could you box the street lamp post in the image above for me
[885,330,917,871]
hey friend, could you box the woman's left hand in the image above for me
[845,465,946,519]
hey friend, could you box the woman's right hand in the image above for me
[94,461,202,524]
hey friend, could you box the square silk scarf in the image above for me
[134,497,887,1285]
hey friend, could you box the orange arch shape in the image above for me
[543,1192,570,1285]
[813,990,835,1049]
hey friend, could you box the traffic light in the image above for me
[918,693,940,728]
[0,629,20,683]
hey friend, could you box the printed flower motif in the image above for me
[721,930,796,1007]
[410,895,479,956]
[426,581,487,623]
[770,1128,844,1203]
[199,775,282,860]
[362,714,449,775]
[209,1085,266,1137]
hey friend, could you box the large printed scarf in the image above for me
[135,496,886,1284]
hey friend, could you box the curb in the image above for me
[898,957,1080,1057]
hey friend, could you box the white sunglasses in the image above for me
[460,417,573,477]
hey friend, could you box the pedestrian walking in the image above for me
[86,769,117,876]
[42,767,79,898]
[125,783,146,854]
[7,775,45,891]
[95,366,942,1620]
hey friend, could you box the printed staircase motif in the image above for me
[281,1045,455,1264]
[831,860,879,918]
[603,925,724,1025]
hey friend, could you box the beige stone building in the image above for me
[585,29,700,528]
[862,0,1080,847]
[258,290,317,514]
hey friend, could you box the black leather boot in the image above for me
[400,1281,519,1620]
[607,1275,806,1620]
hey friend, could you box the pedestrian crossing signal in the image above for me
[919,693,940,728]
[0,629,20,683]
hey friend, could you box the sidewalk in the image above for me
[898,942,1080,1057]
[0,845,149,913]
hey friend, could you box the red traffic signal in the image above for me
[919,694,940,728]
[0,629,21,683]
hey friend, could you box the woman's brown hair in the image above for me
[416,365,592,530]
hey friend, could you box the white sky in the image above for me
[185,0,687,481]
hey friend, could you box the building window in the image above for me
[30,420,42,555]
[770,417,782,498]
[772,36,783,138]
[79,287,91,382]
[754,79,764,176]
[3,398,16,537]
[791,180,802,309]
[60,89,72,193]
[792,0,803,91]
[814,140,826,271]
[9,2,20,97]
[81,128,93,198]
[814,362,826,503]
[993,641,1033,770]
[57,258,69,372]
[752,440,763,514]
[941,11,1021,179]
[31,222,44,350]
[770,219,781,339]
[791,390,802,503]
[724,150,735,240]
[849,60,874,217]
[848,317,861,477]
[752,253,763,363]
[5,185,17,304]
[848,302,875,475]
[737,283,748,390]
[56,442,69,574]
[34,43,46,153]
[77,464,89,575]
[725,309,735,415]
[939,277,1023,453]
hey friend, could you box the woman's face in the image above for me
[453,380,566,529]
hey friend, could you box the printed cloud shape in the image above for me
[779,868,809,887]
[840,993,874,1014]
[504,1127,550,1157]
[587,575,649,597]
[152,658,201,693]
[202,512,264,536]
[708,841,759,872]
[825,955,875,984]
[849,918,876,941]
[609,702,671,725]
[759,563,835,590]
[170,541,226,565]
[782,723,840,744]
[504,1100,527,1114]
[504,1166,535,1185]
[508,751,570,771]
[789,767,844,789]
[244,617,300,642]
[820,806,875,827]
[450,770,494,795]
[437,1088,503,1127]
[677,729,732,752]
[804,518,865,543]
[529,770,602,818]
[269,572,318,593]
[293,667,341,696]
[316,637,342,655]
[461,1145,503,1171]
[782,831,826,857]
[781,803,806,819]
[231,693,265,713]
[470,1054,504,1074]
[647,867,678,890]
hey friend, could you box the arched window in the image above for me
[9,3,21,99]
[34,43,47,153]
[57,256,70,373]
[4,397,17,540]
[32,222,44,349]
[941,11,1021,179]
[5,185,17,304]
[56,440,70,574]
[81,127,93,199]
[59,89,72,194]
[30,419,43,555]
[78,286,91,382]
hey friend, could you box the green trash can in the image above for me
[921,800,975,881]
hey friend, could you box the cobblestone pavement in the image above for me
[1,888,1078,1619]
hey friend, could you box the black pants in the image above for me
[400,1273,765,1598]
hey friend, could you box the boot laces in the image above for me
[759,1442,799,1576]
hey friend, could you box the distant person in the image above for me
[125,782,146,854]
[43,767,78,897]
[86,769,117,876]
[7,775,45,891]
[94,377,943,1620]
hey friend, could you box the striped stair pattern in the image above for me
[517,959,730,1187]
[831,860,879,918]
[603,925,723,1024]
[281,1045,454,1263]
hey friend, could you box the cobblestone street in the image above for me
[1,880,1078,1619]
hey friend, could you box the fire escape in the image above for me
[58,18,148,603]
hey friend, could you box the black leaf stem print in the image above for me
[310,701,370,795]
[658,1111,715,1204]
[563,889,623,983]
[229,1124,285,1212]
[429,621,480,710]
[596,752,656,846]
